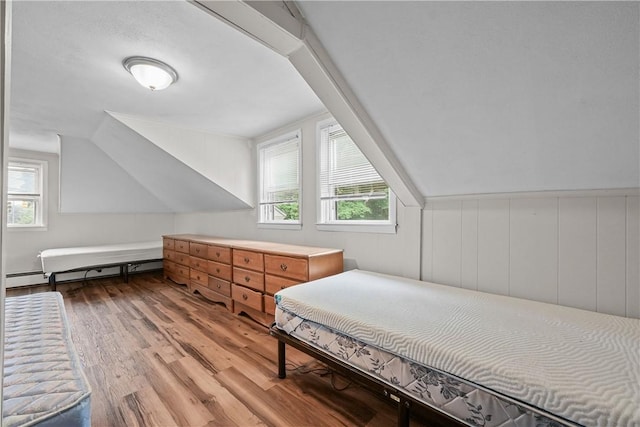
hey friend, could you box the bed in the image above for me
[39,241,163,290]
[3,292,91,427]
[271,269,640,427]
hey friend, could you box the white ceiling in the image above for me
[9,1,639,199]
[297,1,639,196]
[10,1,324,151]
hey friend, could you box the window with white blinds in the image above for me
[257,130,301,225]
[7,158,47,228]
[318,120,395,231]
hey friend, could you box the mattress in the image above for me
[3,292,91,427]
[39,241,162,274]
[274,269,640,427]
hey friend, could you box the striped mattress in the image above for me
[3,292,91,427]
[274,269,640,426]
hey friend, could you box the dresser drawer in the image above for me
[208,245,231,264]
[232,284,263,311]
[163,249,176,262]
[174,263,190,278]
[265,274,301,295]
[175,239,189,253]
[209,260,232,281]
[190,242,207,258]
[190,269,208,286]
[164,259,176,273]
[190,256,207,271]
[265,255,308,281]
[208,277,231,297]
[264,294,276,315]
[163,238,175,250]
[233,267,264,292]
[233,249,264,272]
[175,252,190,266]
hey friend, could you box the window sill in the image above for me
[7,225,48,232]
[316,223,397,234]
[257,222,302,231]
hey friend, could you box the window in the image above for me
[7,159,46,228]
[257,130,301,227]
[317,120,396,233]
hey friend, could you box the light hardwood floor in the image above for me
[9,272,429,427]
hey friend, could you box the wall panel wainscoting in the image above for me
[422,190,639,318]
[12,273,428,427]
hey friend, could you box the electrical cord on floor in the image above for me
[285,360,354,391]
[82,268,102,285]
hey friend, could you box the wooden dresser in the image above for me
[163,234,343,326]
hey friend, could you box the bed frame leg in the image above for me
[49,274,57,292]
[277,340,286,379]
[398,398,410,427]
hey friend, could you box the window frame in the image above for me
[316,118,397,234]
[256,129,302,230]
[7,157,47,230]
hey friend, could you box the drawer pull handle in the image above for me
[216,283,221,289]
[280,263,288,271]
[216,268,220,273]
[244,276,251,282]
[216,252,220,257]
[242,293,248,301]
[244,257,250,263]
[196,248,200,253]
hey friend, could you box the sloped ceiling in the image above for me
[9,0,325,212]
[10,1,323,143]
[10,1,639,208]
[296,1,640,197]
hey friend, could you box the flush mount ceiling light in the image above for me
[123,56,178,91]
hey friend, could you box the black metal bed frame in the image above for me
[47,258,163,291]
[269,324,465,427]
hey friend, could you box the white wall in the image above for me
[60,136,172,213]
[174,112,423,279]
[174,112,639,319]
[422,191,640,318]
[6,148,175,283]
[109,112,254,206]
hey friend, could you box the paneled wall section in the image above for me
[422,192,639,318]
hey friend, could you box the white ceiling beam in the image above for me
[192,0,303,56]
[193,0,424,208]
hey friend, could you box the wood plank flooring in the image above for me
[8,272,428,427]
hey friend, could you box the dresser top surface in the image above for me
[164,234,343,258]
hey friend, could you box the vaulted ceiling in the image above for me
[10,1,324,150]
[296,1,639,197]
[9,1,639,209]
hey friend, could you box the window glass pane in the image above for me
[7,200,36,225]
[8,164,39,194]
[258,132,301,223]
[7,159,45,227]
[335,186,389,221]
[319,122,391,224]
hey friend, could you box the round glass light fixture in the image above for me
[123,56,178,91]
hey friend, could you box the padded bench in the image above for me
[3,292,91,427]
[39,241,163,290]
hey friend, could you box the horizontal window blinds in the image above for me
[259,134,300,205]
[319,123,385,200]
